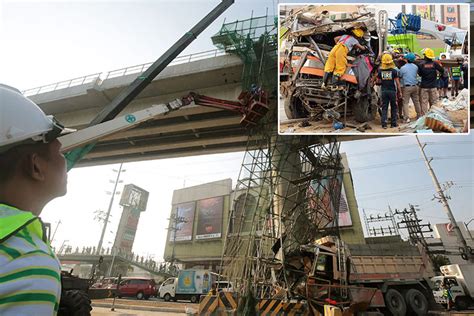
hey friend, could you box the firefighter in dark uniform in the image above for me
[378,53,402,129]
[418,48,445,113]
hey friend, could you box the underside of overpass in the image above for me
[28,54,256,167]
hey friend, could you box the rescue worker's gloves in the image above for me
[423,48,435,60]
[352,28,364,38]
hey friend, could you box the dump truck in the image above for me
[280,6,388,123]
[285,236,436,315]
[431,264,474,310]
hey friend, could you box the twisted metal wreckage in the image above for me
[280,6,388,124]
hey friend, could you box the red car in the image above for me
[117,277,157,300]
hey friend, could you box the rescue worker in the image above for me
[461,57,468,90]
[378,54,402,129]
[399,53,421,120]
[450,64,462,98]
[393,51,406,120]
[321,27,367,90]
[0,84,73,315]
[418,48,444,113]
[437,54,449,99]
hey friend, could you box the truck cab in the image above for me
[431,264,474,310]
[159,277,177,301]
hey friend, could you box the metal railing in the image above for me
[105,48,228,79]
[23,73,101,96]
[22,48,229,97]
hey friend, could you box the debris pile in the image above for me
[442,88,469,111]
[401,89,468,133]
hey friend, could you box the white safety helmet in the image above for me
[0,84,74,153]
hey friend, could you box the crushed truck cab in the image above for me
[280,6,385,123]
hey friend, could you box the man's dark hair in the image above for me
[0,143,50,183]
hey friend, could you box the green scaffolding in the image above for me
[212,13,278,92]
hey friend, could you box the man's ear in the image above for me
[23,152,47,182]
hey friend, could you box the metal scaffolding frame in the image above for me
[218,106,344,308]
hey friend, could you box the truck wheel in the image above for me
[58,290,92,316]
[283,93,307,120]
[190,295,199,303]
[136,291,144,300]
[405,289,428,315]
[385,289,407,316]
[163,293,171,302]
[455,297,470,310]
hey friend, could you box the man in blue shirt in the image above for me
[399,53,421,121]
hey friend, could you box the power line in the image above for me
[346,141,472,157]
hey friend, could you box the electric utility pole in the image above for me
[416,136,472,262]
[96,163,124,255]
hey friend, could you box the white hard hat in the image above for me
[0,84,74,153]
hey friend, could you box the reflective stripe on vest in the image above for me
[0,204,44,243]
[452,66,461,77]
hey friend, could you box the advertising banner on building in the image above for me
[415,5,432,21]
[307,173,352,228]
[196,196,224,240]
[169,202,196,242]
[338,184,353,227]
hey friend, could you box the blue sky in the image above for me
[341,135,473,229]
[0,0,472,260]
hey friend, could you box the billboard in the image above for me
[114,184,149,253]
[443,5,459,27]
[169,202,196,242]
[119,184,149,211]
[307,173,352,228]
[415,5,433,21]
[196,196,224,240]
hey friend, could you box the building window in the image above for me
[447,6,455,13]
[447,17,456,23]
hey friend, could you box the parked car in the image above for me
[117,277,157,300]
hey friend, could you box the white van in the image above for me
[159,277,177,302]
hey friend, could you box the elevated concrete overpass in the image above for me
[58,252,173,279]
[26,50,253,167]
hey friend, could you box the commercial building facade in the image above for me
[164,153,366,271]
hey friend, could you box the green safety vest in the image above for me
[451,66,461,78]
[0,204,46,244]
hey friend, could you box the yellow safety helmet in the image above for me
[381,53,393,64]
[424,48,435,60]
[393,49,400,54]
[352,28,364,38]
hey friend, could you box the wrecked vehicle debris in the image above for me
[280,6,386,123]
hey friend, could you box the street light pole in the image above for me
[108,246,117,277]
[96,163,124,255]
[50,220,61,244]
[416,136,472,262]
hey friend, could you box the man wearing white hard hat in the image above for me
[0,84,75,315]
